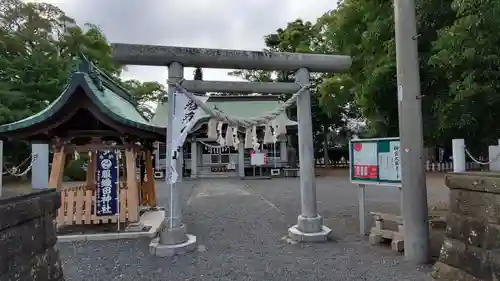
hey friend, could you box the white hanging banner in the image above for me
[167,92,209,184]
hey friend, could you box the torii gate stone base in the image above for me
[111,44,352,257]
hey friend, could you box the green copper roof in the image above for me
[0,54,163,136]
[150,96,298,129]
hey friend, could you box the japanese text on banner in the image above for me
[95,150,119,216]
[167,92,208,184]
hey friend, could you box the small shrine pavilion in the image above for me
[0,55,163,226]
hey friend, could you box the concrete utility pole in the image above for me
[394,0,430,264]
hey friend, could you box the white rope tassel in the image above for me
[232,128,239,150]
[263,124,273,144]
[244,127,253,149]
[217,133,226,147]
[216,121,225,146]
[225,126,234,147]
[251,126,260,151]
[273,115,288,136]
[272,125,278,143]
[207,118,218,140]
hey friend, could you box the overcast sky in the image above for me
[28,0,337,85]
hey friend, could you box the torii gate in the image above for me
[111,44,351,257]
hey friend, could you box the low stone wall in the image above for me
[432,172,500,281]
[0,189,65,281]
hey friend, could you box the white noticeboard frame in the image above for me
[250,152,266,166]
[349,137,402,236]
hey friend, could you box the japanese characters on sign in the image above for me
[95,150,119,216]
[393,142,400,181]
[349,138,402,187]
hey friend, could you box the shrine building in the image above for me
[151,95,297,179]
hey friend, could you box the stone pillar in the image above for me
[150,61,197,257]
[31,143,49,189]
[0,189,65,280]
[433,172,500,280]
[452,139,466,173]
[238,142,245,179]
[288,68,331,242]
[191,141,198,178]
[280,138,287,163]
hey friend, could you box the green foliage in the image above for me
[194,67,203,81]
[428,0,500,149]
[235,0,500,152]
[121,80,166,118]
[63,157,87,181]
[0,0,166,167]
[0,0,123,125]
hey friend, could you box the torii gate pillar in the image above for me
[287,68,332,241]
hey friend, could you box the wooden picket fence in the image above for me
[56,182,139,226]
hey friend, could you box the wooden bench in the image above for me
[283,168,300,177]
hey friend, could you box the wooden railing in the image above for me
[56,182,138,226]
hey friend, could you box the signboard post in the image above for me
[349,137,402,235]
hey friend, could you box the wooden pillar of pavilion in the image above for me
[48,143,66,190]
[125,146,140,222]
[141,149,157,207]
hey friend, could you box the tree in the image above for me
[428,0,500,151]
[315,0,457,147]
[0,0,161,165]
[121,80,166,118]
[194,67,203,81]
[0,0,123,125]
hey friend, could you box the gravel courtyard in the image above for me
[58,173,448,281]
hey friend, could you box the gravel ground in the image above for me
[58,175,448,281]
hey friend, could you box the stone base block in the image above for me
[288,225,332,242]
[369,233,382,245]
[149,235,197,257]
[159,223,188,245]
[125,222,145,232]
[391,239,404,252]
[297,214,323,233]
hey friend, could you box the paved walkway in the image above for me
[58,176,442,281]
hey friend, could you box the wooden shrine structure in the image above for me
[0,55,165,226]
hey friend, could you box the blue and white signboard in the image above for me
[95,150,119,216]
